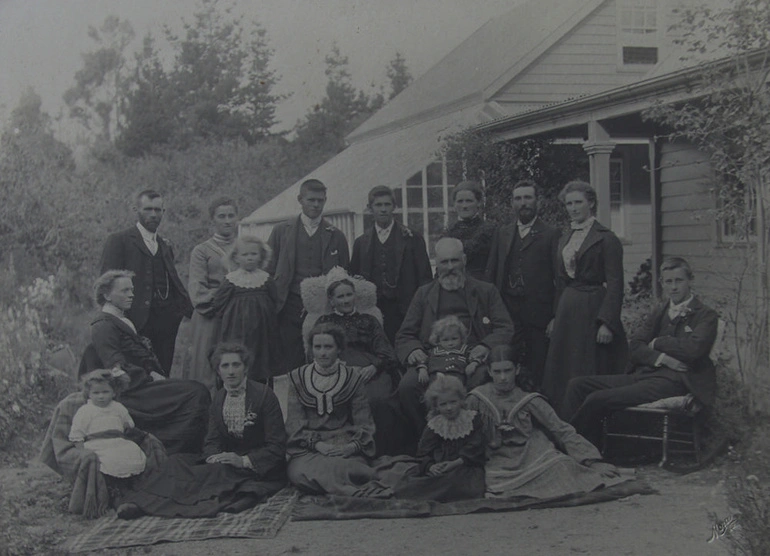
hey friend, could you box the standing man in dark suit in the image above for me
[485,180,560,388]
[561,257,719,447]
[267,179,350,374]
[350,185,433,343]
[100,189,193,375]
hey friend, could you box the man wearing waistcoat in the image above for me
[485,180,560,388]
[267,179,350,374]
[561,257,719,447]
[350,185,433,343]
[100,190,193,375]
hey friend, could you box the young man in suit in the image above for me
[267,179,350,373]
[349,185,433,343]
[100,189,193,375]
[485,180,560,387]
[560,257,719,447]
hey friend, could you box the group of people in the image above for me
[51,174,719,519]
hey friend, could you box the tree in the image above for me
[644,0,770,406]
[386,51,412,100]
[162,0,282,145]
[441,130,588,227]
[293,44,384,162]
[63,16,135,142]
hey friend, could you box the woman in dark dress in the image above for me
[89,270,211,454]
[116,343,287,518]
[443,181,497,281]
[541,181,628,414]
[313,277,404,455]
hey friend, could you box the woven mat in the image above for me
[64,487,297,553]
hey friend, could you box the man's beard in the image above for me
[517,207,535,224]
[438,270,465,291]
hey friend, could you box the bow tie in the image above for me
[225,385,246,397]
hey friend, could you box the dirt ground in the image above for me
[1,461,734,556]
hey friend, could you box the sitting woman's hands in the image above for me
[315,441,357,458]
[428,458,462,476]
[596,324,614,345]
[359,365,378,383]
[585,460,620,478]
[150,371,166,382]
[206,452,244,468]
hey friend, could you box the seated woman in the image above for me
[286,322,393,498]
[116,342,287,518]
[306,270,404,455]
[466,345,623,499]
[88,270,211,454]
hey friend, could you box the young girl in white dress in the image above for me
[69,369,147,478]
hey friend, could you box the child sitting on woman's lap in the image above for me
[69,369,146,478]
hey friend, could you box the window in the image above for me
[719,186,758,244]
[398,159,452,255]
[610,158,625,238]
[622,46,658,65]
[618,0,662,67]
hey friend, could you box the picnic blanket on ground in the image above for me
[64,487,298,553]
[293,474,653,521]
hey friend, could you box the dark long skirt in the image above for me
[120,380,210,455]
[119,453,285,518]
[393,465,485,502]
[542,284,628,415]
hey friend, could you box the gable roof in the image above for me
[346,0,606,143]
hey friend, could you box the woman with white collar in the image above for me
[286,322,393,497]
[542,180,628,415]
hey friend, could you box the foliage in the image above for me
[440,130,589,227]
[643,0,770,410]
[628,258,653,298]
[387,51,413,100]
[292,43,385,160]
[63,15,136,142]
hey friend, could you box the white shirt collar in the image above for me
[136,222,157,243]
[300,213,322,236]
[375,220,394,243]
[668,294,694,318]
[102,303,137,333]
[517,217,537,237]
[570,216,595,231]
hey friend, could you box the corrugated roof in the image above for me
[242,105,484,224]
[346,0,604,143]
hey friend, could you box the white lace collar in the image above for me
[226,268,269,288]
[426,409,476,440]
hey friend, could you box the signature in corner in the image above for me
[707,515,739,543]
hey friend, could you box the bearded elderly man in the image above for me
[395,237,514,448]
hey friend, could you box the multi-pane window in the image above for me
[619,0,661,66]
[397,160,452,255]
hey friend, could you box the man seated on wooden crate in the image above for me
[561,256,718,448]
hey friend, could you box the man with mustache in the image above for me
[395,237,514,450]
[100,189,193,375]
[486,180,561,388]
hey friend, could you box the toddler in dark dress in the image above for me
[394,373,486,502]
[208,236,280,384]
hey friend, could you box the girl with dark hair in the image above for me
[467,345,622,499]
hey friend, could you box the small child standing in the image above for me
[394,373,486,502]
[417,316,483,387]
[209,236,280,384]
[69,370,147,478]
